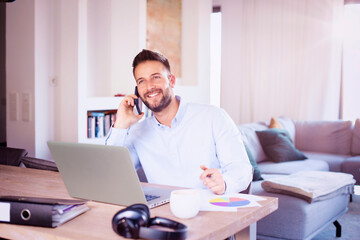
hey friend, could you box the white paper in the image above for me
[0,202,10,222]
[199,190,265,212]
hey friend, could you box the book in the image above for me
[87,110,117,139]
[88,116,95,138]
[0,196,89,228]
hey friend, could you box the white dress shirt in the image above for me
[105,96,253,194]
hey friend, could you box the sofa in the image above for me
[237,117,359,240]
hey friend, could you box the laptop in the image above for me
[47,141,171,208]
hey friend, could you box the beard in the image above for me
[142,87,172,113]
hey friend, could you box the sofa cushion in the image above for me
[352,119,360,155]
[244,143,263,181]
[276,116,296,142]
[238,122,268,163]
[265,116,296,142]
[257,159,329,175]
[295,120,353,155]
[302,151,350,172]
[256,129,307,163]
[342,156,360,185]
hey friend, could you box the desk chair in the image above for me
[0,147,28,166]
[240,182,252,194]
[20,156,58,172]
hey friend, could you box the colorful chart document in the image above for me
[199,190,266,212]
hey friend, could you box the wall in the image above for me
[219,0,250,123]
[53,0,79,144]
[6,0,55,159]
[34,0,55,159]
[6,0,36,156]
[175,0,211,104]
[109,0,147,96]
[0,2,5,145]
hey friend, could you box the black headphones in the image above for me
[112,204,187,239]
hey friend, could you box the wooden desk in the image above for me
[0,165,278,239]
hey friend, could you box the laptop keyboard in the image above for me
[145,194,160,201]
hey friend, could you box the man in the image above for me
[106,49,252,194]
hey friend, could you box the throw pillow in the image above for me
[244,143,263,181]
[269,117,282,129]
[256,129,307,163]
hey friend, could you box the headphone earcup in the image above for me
[128,203,151,224]
[115,218,139,238]
[112,204,150,239]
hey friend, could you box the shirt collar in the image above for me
[152,95,186,128]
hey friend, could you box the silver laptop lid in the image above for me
[48,141,153,207]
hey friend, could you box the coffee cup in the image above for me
[170,189,201,219]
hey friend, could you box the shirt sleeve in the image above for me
[105,127,141,170]
[213,109,253,194]
[105,127,128,146]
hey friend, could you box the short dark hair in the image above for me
[132,49,171,75]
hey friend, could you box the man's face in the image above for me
[134,61,175,113]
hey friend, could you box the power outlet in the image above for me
[22,93,31,122]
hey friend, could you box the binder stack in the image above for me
[0,196,89,228]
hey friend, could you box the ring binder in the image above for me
[21,209,31,221]
[0,196,89,228]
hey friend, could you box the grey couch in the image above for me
[238,117,359,240]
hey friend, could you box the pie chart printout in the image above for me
[209,197,251,207]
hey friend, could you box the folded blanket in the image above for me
[261,171,355,203]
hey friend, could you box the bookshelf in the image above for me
[53,0,146,146]
[78,97,123,145]
[74,0,145,145]
[87,110,116,139]
[79,97,151,145]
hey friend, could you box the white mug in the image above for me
[170,189,201,219]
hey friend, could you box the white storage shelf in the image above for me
[85,97,123,111]
[79,97,123,144]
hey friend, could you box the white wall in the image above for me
[175,0,212,104]
[6,0,55,159]
[86,0,111,98]
[53,0,79,144]
[6,0,36,156]
[110,0,146,96]
[0,3,5,145]
[218,0,245,123]
[34,0,55,159]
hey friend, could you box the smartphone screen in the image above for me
[134,86,142,114]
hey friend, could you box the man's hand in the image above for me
[200,165,226,195]
[113,94,144,129]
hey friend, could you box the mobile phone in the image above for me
[134,86,142,115]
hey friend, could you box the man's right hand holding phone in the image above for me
[113,94,144,129]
